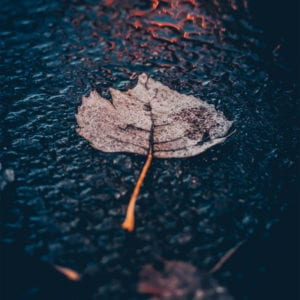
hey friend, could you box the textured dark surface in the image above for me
[0,0,298,299]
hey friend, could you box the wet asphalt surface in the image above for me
[0,0,298,299]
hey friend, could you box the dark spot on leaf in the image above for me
[143,103,152,111]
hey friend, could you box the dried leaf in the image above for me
[76,73,232,158]
[76,74,232,231]
[138,260,233,300]
[55,265,81,281]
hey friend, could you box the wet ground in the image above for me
[0,0,298,299]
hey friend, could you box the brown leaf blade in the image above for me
[76,73,232,158]
[138,260,233,300]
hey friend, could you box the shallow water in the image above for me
[0,0,298,299]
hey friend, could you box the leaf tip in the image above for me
[138,73,148,84]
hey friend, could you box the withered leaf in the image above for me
[138,260,233,300]
[76,74,232,231]
[76,73,232,158]
[55,265,81,281]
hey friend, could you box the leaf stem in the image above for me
[209,240,244,273]
[122,150,153,232]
